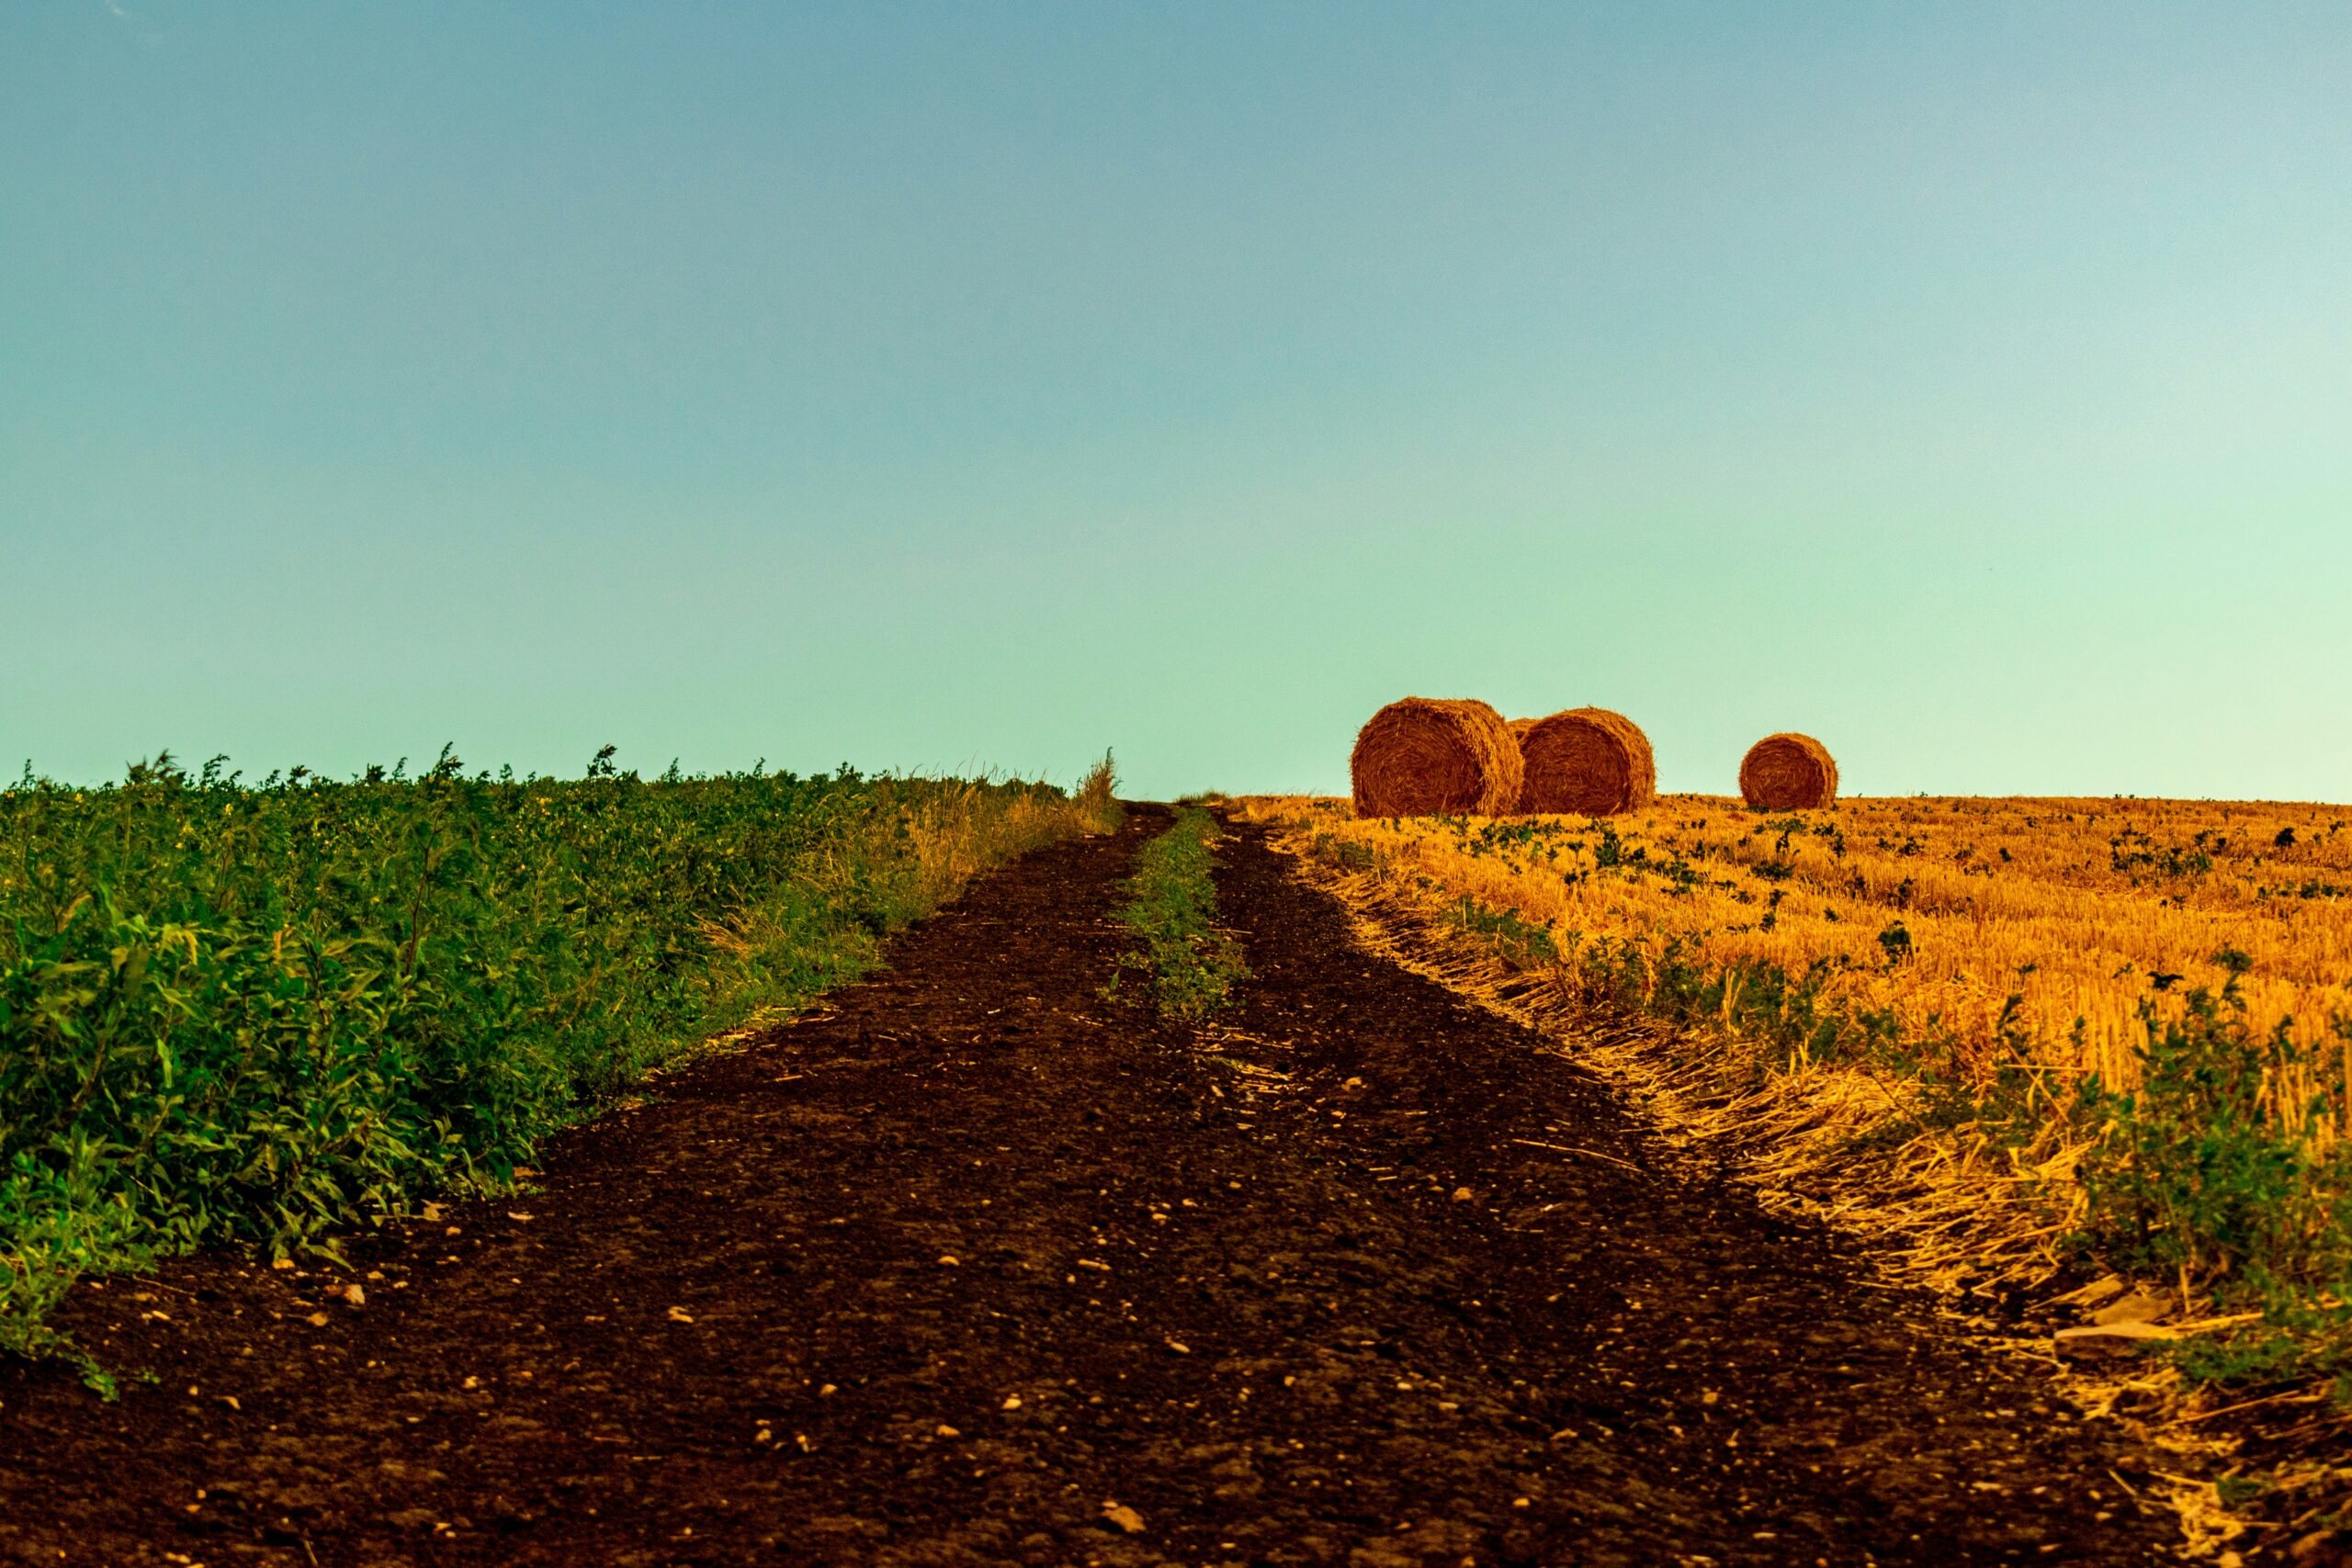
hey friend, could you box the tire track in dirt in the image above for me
[0,807,2169,1564]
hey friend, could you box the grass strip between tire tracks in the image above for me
[1112,807,1248,1021]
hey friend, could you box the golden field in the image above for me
[1241,794,2352,1135]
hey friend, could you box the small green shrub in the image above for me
[2076,988,2348,1282]
[1443,896,1556,970]
[2072,987,2352,1385]
[1309,832,1381,874]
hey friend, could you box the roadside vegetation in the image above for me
[1112,807,1248,1021]
[0,747,1117,1383]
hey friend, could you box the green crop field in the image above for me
[0,747,1114,1381]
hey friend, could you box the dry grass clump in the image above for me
[1514,707,1657,817]
[1739,733,1838,809]
[1350,698,1522,819]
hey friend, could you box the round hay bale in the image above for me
[1514,707,1657,817]
[1350,698,1522,818]
[1739,732,1839,810]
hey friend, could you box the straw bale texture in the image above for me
[1739,732,1839,810]
[1351,698,1522,818]
[1513,707,1657,817]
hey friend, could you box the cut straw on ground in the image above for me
[1237,795,2352,1559]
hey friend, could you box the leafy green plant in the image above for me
[1308,831,1381,874]
[1443,896,1557,971]
[0,1142,150,1394]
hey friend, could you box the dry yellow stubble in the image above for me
[1243,793,2352,1136]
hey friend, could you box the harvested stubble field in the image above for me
[1268,794,2352,1090]
[1246,791,2352,1547]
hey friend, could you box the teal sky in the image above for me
[6,4,2347,801]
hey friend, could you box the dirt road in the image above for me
[0,807,2169,1565]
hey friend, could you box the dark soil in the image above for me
[0,807,2175,1566]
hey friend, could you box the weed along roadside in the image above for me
[0,750,1119,1383]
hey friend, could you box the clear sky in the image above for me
[5,4,2347,801]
